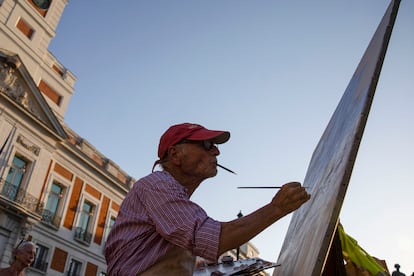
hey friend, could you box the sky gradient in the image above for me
[49,1,414,274]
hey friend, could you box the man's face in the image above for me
[16,244,36,267]
[176,140,220,180]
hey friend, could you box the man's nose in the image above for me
[211,146,220,156]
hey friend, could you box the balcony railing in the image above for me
[31,259,48,272]
[0,179,42,216]
[74,227,92,245]
[40,209,62,228]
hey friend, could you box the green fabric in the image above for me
[338,224,386,275]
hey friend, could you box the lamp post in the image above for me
[236,210,243,260]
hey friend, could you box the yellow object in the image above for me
[338,224,387,275]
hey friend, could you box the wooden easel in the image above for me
[322,228,346,276]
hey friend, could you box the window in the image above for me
[74,201,94,244]
[38,80,62,106]
[108,216,115,231]
[27,0,50,17]
[68,259,82,276]
[16,18,34,39]
[1,155,27,201]
[31,244,49,272]
[78,201,93,230]
[105,216,116,242]
[42,182,63,227]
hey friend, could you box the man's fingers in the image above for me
[283,181,302,188]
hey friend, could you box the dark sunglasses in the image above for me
[179,140,218,151]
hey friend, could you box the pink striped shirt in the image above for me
[104,171,221,275]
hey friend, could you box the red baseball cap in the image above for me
[153,123,230,171]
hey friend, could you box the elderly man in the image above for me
[105,123,310,275]
[0,240,36,276]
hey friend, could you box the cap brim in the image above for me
[187,129,230,144]
[210,131,230,144]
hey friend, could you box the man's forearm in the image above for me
[217,182,310,257]
[218,203,285,256]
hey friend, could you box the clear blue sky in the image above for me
[50,1,414,274]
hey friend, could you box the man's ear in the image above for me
[167,145,184,165]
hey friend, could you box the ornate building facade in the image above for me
[0,0,134,275]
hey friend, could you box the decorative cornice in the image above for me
[0,61,43,119]
[16,135,40,156]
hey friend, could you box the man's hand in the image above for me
[219,181,310,256]
[271,182,311,215]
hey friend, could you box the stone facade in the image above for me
[0,1,134,275]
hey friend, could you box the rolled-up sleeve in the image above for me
[193,216,221,260]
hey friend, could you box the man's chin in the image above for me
[209,169,218,178]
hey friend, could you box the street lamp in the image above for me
[236,210,243,260]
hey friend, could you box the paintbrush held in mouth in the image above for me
[216,163,237,175]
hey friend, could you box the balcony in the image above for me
[0,179,42,217]
[31,259,48,272]
[40,209,62,229]
[74,227,92,245]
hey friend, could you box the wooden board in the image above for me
[274,1,400,275]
